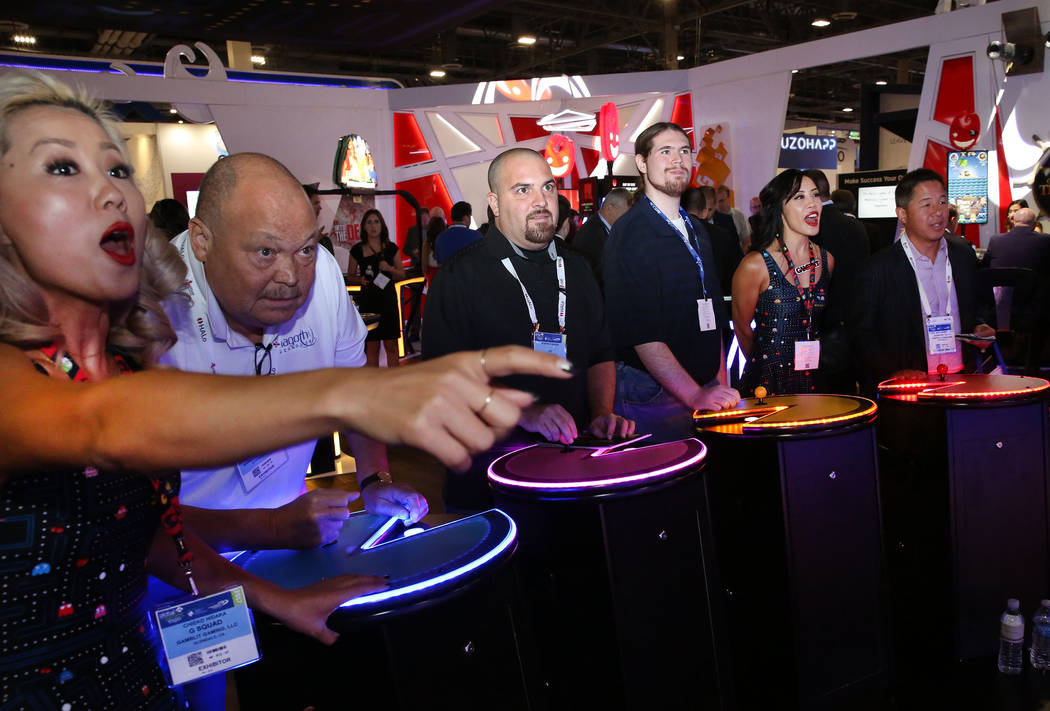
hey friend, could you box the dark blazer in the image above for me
[691,216,742,297]
[571,213,610,287]
[813,203,870,329]
[981,226,1050,275]
[851,234,995,393]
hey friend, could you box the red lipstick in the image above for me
[100,222,136,266]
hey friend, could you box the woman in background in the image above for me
[347,208,405,366]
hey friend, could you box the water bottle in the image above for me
[998,598,1024,674]
[1030,600,1050,670]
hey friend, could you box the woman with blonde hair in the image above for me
[0,72,569,709]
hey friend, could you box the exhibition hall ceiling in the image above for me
[2,0,943,123]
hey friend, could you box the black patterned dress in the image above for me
[741,247,830,396]
[0,353,179,711]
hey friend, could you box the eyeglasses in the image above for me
[254,342,274,376]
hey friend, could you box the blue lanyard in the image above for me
[644,196,708,298]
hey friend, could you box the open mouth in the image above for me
[804,211,820,227]
[100,222,135,266]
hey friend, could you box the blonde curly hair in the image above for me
[0,71,186,367]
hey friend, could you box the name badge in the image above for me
[533,331,568,359]
[236,449,289,494]
[697,298,717,332]
[373,273,391,290]
[152,586,261,687]
[794,340,820,371]
[926,315,957,354]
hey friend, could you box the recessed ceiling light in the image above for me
[13,34,37,45]
[875,80,887,86]
[811,18,831,27]
[169,108,177,114]
[842,107,854,112]
[250,55,266,66]
[517,35,537,46]
[791,69,799,74]
[676,54,685,61]
[429,68,446,78]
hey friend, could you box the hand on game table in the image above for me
[588,413,635,440]
[362,481,428,525]
[271,489,358,548]
[276,575,388,645]
[520,403,577,444]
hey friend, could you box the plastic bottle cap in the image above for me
[1008,599,1021,611]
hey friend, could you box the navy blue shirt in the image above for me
[603,199,726,386]
[435,224,483,264]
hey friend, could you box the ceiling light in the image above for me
[250,55,266,66]
[517,35,537,46]
[811,18,831,28]
[875,80,888,86]
[676,54,685,61]
[791,69,799,74]
[12,34,37,46]
[429,68,446,78]
[842,107,854,112]
[169,107,177,114]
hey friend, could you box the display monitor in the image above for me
[947,150,989,224]
[332,134,378,190]
[856,185,898,219]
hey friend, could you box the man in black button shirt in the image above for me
[604,122,740,442]
[424,147,633,509]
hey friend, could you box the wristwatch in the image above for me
[359,471,392,491]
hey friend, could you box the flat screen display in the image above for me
[857,185,898,219]
[333,134,378,190]
[947,150,989,224]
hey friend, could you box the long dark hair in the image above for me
[751,169,805,253]
[359,208,390,246]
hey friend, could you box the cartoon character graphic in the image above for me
[949,112,981,150]
[599,102,620,162]
[544,134,576,179]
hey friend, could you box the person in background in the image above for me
[347,208,404,367]
[683,186,742,299]
[1006,198,1029,230]
[732,170,833,395]
[302,182,333,254]
[716,183,751,252]
[435,200,483,264]
[148,197,190,240]
[852,168,995,393]
[604,122,740,441]
[0,70,573,711]
[422,214,445,284]
[555,193,578,243]
[402,205,430,274]
[803,169,869,394]
[571,187,631,289]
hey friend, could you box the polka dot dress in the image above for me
[741,247,829,396]
[0,465,180,710]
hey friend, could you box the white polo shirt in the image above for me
[160,230,367,509]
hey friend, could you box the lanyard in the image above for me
[778,239,818,340]
[38,343,199,596]
[501,240,566,333]
[643,195,708,298]
[900,234,953,319]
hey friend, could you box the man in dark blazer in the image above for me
[981,208,1050,273]
[571,186,631,289]
[852,169,995,394]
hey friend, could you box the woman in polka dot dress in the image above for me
[732,169,834,396]
[0,73,573,711]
